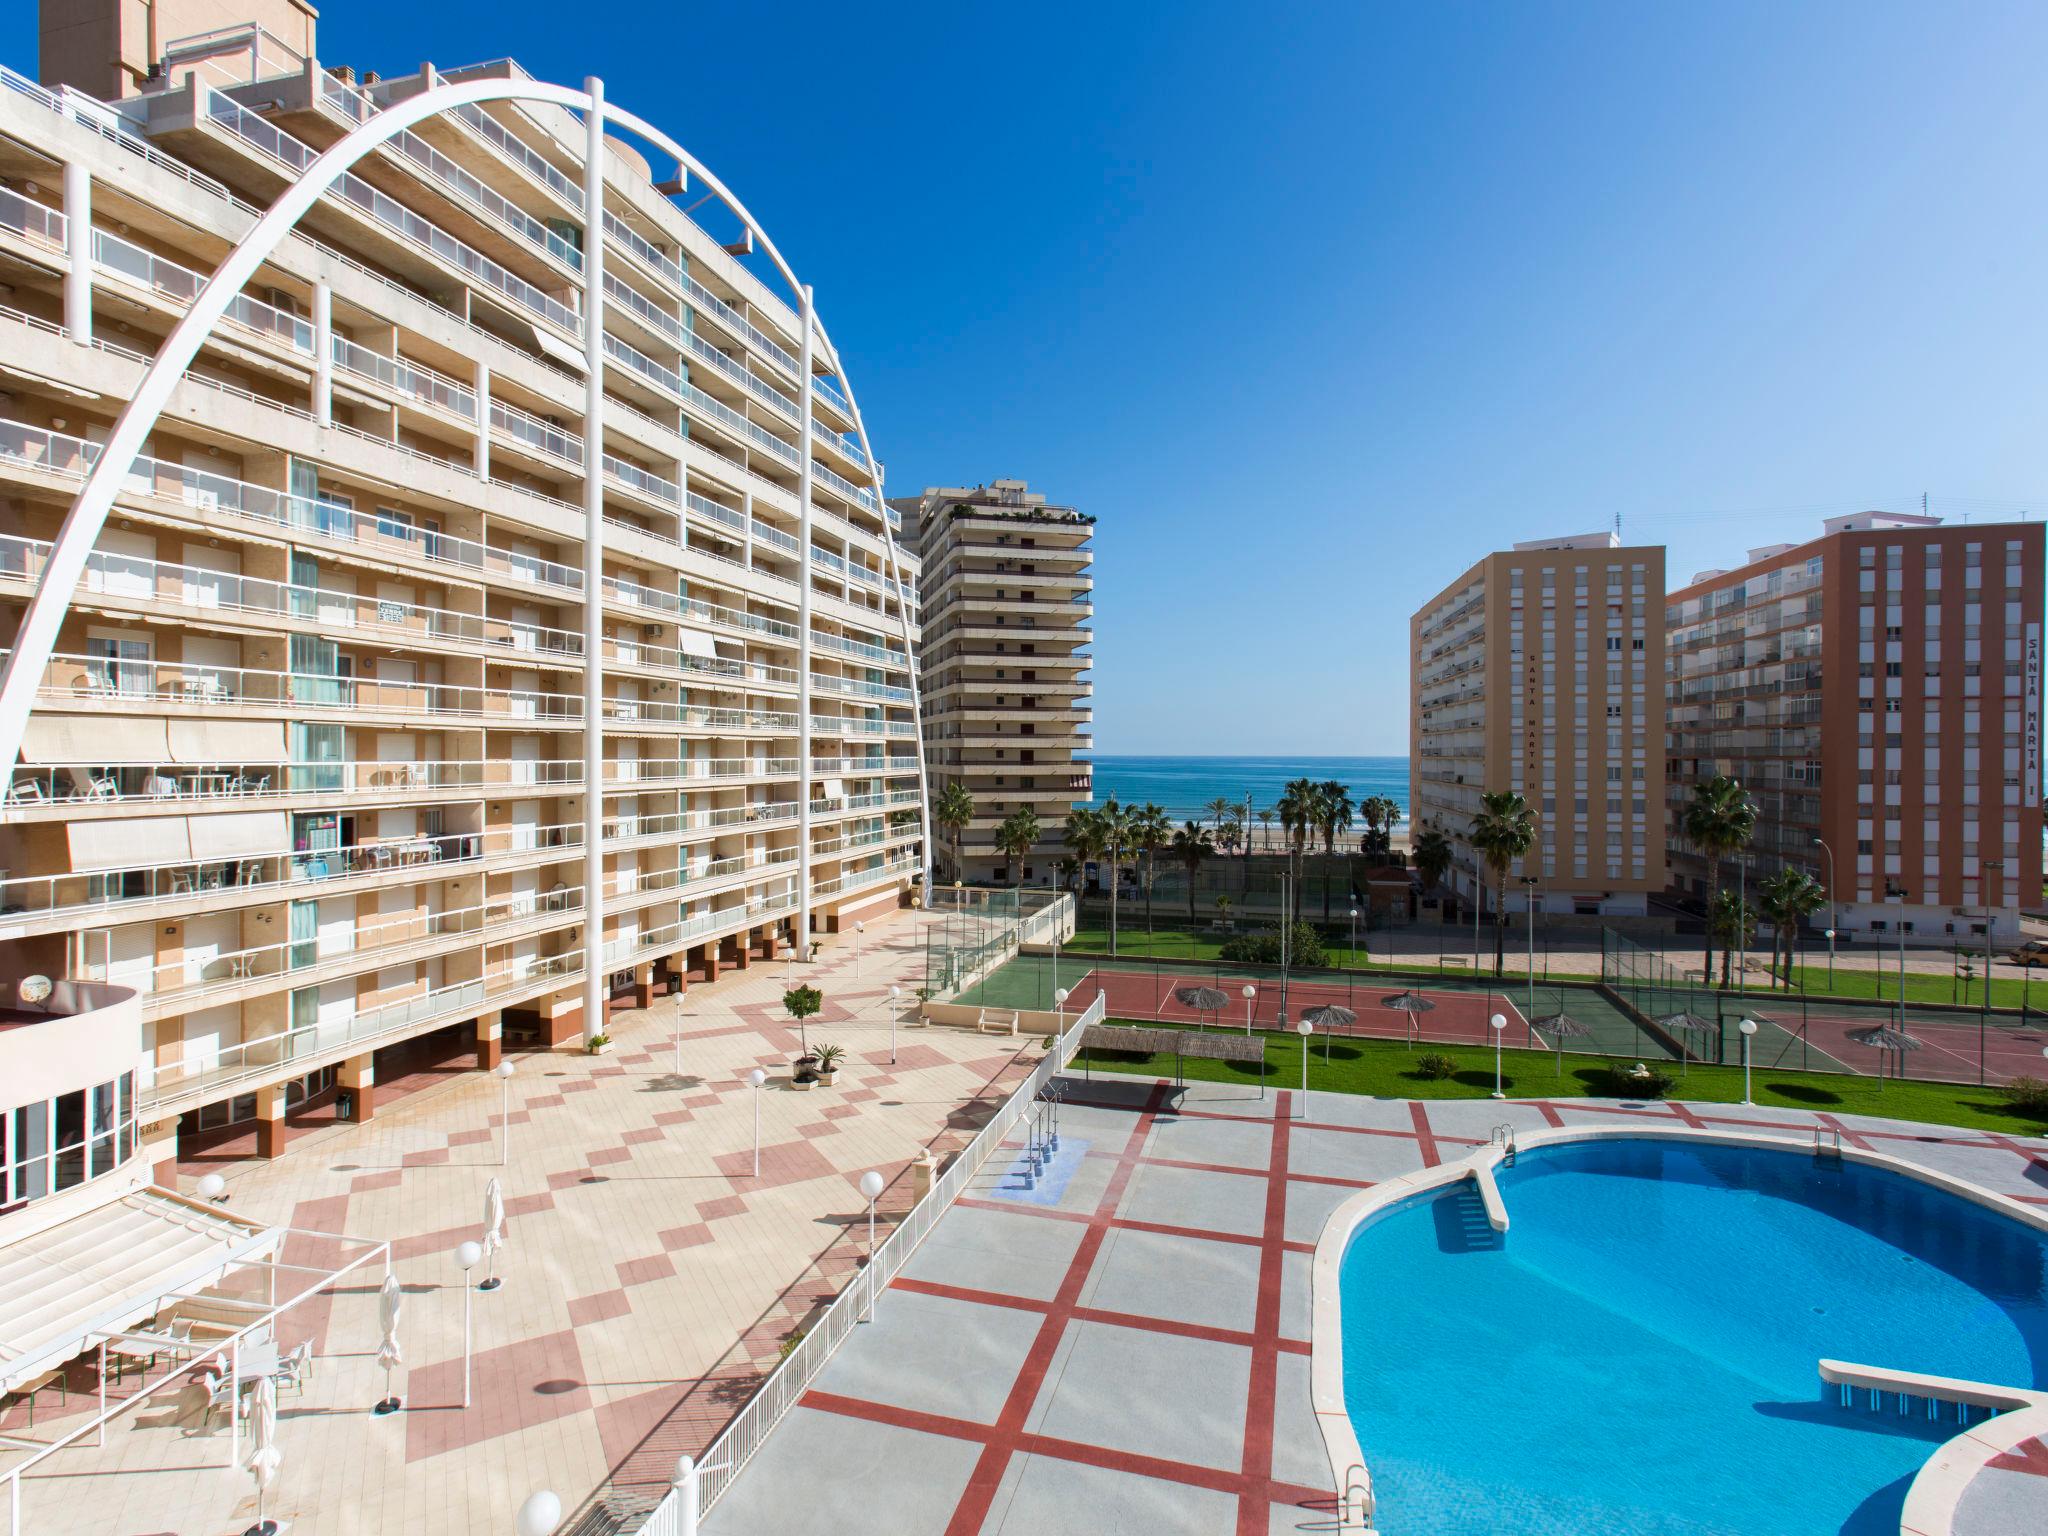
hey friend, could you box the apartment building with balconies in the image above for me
[893,480,1092,883]
[0,1,925,1167]
[1666,513,2044,940]
[1409,532,1666,918]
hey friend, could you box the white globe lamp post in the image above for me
[859,1169,886,1319]
[747,1068,767,1177]
[889,983,902,1063]
[1242,983,1257,1036]
[515,1490,561,1536]
[1739,1017,1758,1104]
[495,1058,515,1166]
[455,1240,483,1407]
[1489,1013,1508,1099]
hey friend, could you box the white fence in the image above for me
[626,990,1107,1532]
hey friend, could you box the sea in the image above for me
[1088,755,1410,828]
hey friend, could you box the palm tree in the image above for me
[1131,802,1172,932]
[932,780,975,881]
[1171,820,1215,922]
[1255,807,1275,855]
[1707,890,1758,987]
[1757,866,1827,988]
[1681,775,1759,988]
[1054,855,1081,897]
[1096,798,1135,956]
[992,807,1041,887]
[1467,790,1538,976]
[1413,824,1453,897]
[1317,780,1354,926]
[1062,807,1103,939]
[1276,778,1321,926]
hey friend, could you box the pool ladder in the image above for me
[1490,1124,1518,1166]
[1340,1463,1377,1529]
[1813,1125,1844,1160]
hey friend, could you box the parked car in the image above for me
[2005,937,2048,966]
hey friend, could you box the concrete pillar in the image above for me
[700,942,719,983]
[544,991,583,1049]
[338,1053,375,1121]
[911,1149,939,1203]
[474,1010,503,1070]
[141,1118,179,1189]
[759,926,779,961]
[474,360,490,477]
[312,278,332,424]
[254,1084,288,1159]
[730,934,750,971]
[62,160,91,345]
[634,961,655,1010]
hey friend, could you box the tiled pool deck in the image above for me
[0,912,1047,1536]
[706,1081,2048,1536]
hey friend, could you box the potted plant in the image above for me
[809,939,822,962]
[784,983,824,1081]
[813,1043,845,1087]
[586,1032,613,1056]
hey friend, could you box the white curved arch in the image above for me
[0,74,932,1014]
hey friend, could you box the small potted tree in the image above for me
[813,1043,845,1087]
[784,983,823,1088]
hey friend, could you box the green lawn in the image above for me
[1073,1025,2048,1137]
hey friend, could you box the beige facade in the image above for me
[1667,514,2044,940]
[895,480,1092,883]
[1410,533,1667,917]
[0,20,922,1158]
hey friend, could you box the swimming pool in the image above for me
[1336,1137,2048,1535]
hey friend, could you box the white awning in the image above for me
[675,627,719,660]
[166,719,286,764]
[21,714,168,764]
[531,326,587,374]
[712,637,745,655]
[70,815,188,871]
[187,810,288,860]
[823,777,845,799]
[0,1189,275,1394]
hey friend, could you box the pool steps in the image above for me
[1471,1163,1510,1234]
[1819,1359,2039,1427]
[1813,1125,1845,1159]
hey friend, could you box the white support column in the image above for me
[473,361,490,478]
[580,77,608,1041]
[62,161,91,345]
[741,489,753,567]
[796,286,816,952]
[311,279,333,425]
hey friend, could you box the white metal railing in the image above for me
[106,885,585,1006]
[0,185,65,249]
[447,98,580,205]
[0,417,587,595]
[492,396,582,462]
[26,649,583,724]
[600,209,801,377]
[332,334,477,418]
[0,532,581,656]
[93,225,312,352]
[203,87,582,337]
[644,992,1106,1520]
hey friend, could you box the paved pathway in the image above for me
[706,1081,2048,1536]
[1,911,1047,1536]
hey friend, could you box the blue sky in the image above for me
[11,1,2048,754]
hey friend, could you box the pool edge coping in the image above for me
[1308,1117,2048,1535]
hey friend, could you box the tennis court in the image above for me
[1063,967,1533,1045]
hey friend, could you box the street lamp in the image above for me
[1242,983,1257,1036]
[197,1171,228,1204]
[455,1239,482,1408]
[747,1068,767,1177]
[515,1490,561,1536]
[1489,1012,1507,1099]
[1812,837,1837,985]
[1053,987,1069,1037]
[1291,1009,1311,1118]
[1738,1017,1758,1105]
[1520,875,1539,1031]
[854,919,866,976]
[495,1059,516,1166]
[859,1169,886,1320]
[888,984,902,1063]
[1349,906,1359,970]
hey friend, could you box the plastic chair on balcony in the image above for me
[7,777,45,805]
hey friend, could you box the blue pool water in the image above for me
[1339,1139,2048,1535]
